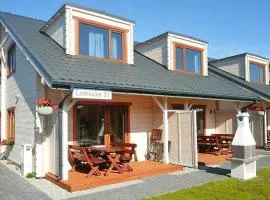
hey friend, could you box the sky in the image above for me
[1,0,270,59]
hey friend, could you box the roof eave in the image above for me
[51,80,258,102]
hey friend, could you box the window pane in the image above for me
[77,105,105,145]
[112,32,123,60]
[176,47,183,69]
[109,107,127,144]
[8,45,16,75]
[79,23,109,59]
[250,63,264,83]
[186,49,201,73]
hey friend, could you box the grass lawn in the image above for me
[144,167,270,200]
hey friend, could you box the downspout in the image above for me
[57,89,73,180]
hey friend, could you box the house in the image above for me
[0,3,263,186]
[209,53,270,148]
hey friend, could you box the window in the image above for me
[78,22,125,62]
[7,44,16,76]
[75,104,129,146]
[7,108,15,141]
[175,44,202,74]
[250,62,265,83]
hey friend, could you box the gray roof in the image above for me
[209,64,270,100]
[0,11,259,101]
[135,31,208,48]
[210,53,269,63]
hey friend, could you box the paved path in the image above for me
[0,163,51,200]
[69,155,270,200]
[0,155,269,200]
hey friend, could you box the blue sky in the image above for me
[2,0,270,58]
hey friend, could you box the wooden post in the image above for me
[61,99,77,181]
[163,97,169,164]
[61,104,69,181]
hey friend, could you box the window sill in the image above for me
[173,69,203,76]
[75,54,126,64]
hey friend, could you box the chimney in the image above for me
[228,112,257,180]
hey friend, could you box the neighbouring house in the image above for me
[0,3,265,186]
[209,53,270,148]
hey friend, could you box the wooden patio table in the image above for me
[90,146,125,176]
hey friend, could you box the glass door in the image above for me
[76,104,129,146]
[76,105,105,145]
[105,105,129,145]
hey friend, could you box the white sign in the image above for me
[72,89,112,100]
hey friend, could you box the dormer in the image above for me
[136,32,208,76]
[41,3,135,64]
[210,53,269,85]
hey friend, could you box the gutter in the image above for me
[51,81,258,102]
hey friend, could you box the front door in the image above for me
[75,104,129,146]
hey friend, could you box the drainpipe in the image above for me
[57,89,72,180]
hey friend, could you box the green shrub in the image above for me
[26,172,35,178]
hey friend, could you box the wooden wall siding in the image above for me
[212,56,246,79]
[135,37,168,68]
[45,14,66,49]
[215,111,237,135]
[249,111,264,147]
[4,45,38,164]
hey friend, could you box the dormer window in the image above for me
[250,62,265,83]
[78,20,126,62]
[174,44,202,74]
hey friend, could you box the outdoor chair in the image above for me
[68,145,87,172]
[83,147,107,177]
[110,142,137,172]
[118,143,137,172]
[147,129,163,161]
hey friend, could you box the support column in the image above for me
[61,104,69,181]
[264,111,268,149]
[61,99,77,181]
[163,97,169,164]
[1,48,7,141]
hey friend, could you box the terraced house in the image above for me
[0,3,269,191]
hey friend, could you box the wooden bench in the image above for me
[197,136,220,155]
[214,135,234,154]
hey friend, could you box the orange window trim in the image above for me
[7,44,16,77]
[74,17,128,64]
[7,108,15,141]
[173,42,204,75]
[249,61,266,83]
[72,101,131,146]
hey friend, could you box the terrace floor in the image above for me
[198,153,232,166]
[46,161,183,192]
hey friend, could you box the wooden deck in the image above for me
[46,161,183,192]
[198,153,232,166]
